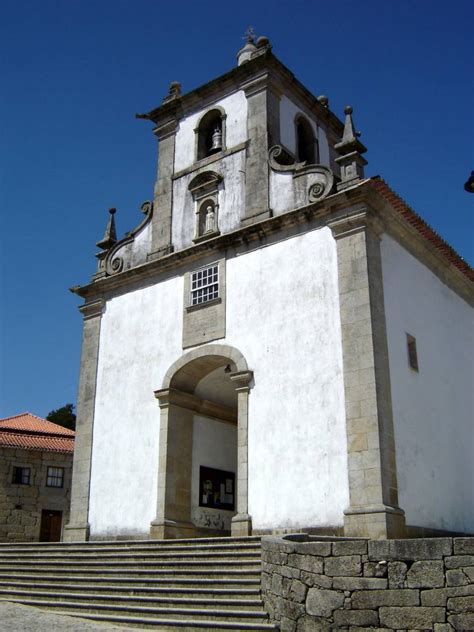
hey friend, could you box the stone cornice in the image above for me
[72,178,472,306]
[136,52,344,139]
[154,388,237,423]
[78,298,105,320]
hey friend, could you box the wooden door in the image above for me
[39,510,62,542]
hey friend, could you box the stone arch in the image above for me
[162,344,249,390]
[295,113,319,164]
[151,344,252,539]
[195,107,227,160]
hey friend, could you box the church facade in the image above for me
[64,36,473,543]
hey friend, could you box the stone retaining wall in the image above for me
[261,535,474,631]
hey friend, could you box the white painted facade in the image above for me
[381,234,474,534]
[174,91,248,173]
[87,226,349,537]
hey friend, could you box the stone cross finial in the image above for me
[243,26,256,43]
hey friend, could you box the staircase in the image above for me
[0,536,277,630]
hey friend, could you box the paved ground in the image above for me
[0,600,140,631]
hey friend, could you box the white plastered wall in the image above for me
[88,276,183,538]
[381,234,474,534]
[172,150,245,250]
[191,415,237,531]
[174,91,248,173]
[88,226,349,536]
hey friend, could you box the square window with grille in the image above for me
[191,264,219,306]
[12,466,31,485]
[46,466,64,488]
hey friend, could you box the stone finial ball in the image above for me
[344,105,353,115]
[317,95,329,106]
[108,208,116,215]
[256,36,270,48]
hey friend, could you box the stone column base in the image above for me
[63,522,90,542]
[231,513,252,537]
[344,504,406,540]
[150,519,197,540]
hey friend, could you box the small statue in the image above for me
[204,205,216,233]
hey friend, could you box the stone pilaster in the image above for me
[148,118,178,261]
[63,298,104,542]
[329,209,405,540]
[150,388,194,539]
[229,370,253,536]
[241,78,279,226]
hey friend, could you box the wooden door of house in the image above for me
[39,510,62,542]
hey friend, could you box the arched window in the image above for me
[296,115,318,164]
[196,109,226,161]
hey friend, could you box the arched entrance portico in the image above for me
[150,344,253,539]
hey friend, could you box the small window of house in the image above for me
[296,115,318,164]
[196,109,224,161]
[46,466,64,488]
[12,466,31,485]
[191,264,219,306]
[406,334,419,372]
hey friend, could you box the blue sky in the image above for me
[1,0,473,418]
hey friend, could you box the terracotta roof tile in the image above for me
[371,176,474,282]
[0,412,75,454]
[0,432,74,453]
[0,412,75,436]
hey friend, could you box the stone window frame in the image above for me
[11,465,31,485]
[189,262,220,307]
[185,259,224,313]
[188,171,222,244]
[46,465,65,488]
[194,106,227,163]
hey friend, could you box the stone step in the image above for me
[0,589,264,610]
[0,542,261,555]
[0,550,261,562]
[0,558,261,569]
[0,568,262,580]
[0,575,261,589]
[3,598,270,622]
[0,580,261,596]
[0,536,262,549]
[41,609,279,630]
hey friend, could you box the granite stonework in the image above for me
[0,447,72,542]
[261,535,474,631]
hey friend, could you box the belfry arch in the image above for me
[150,344,253,539]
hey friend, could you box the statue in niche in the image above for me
[204,204,216,233]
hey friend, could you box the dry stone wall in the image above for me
[261,535,474,631]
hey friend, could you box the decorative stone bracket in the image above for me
[98,201,154,278]
[268,145,335,206]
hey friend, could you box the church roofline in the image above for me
[136,51,345,138]
[71,178,473,306]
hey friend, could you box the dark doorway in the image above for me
[39,510,62,542]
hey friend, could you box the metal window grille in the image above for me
[191,264,219,306]
[12,467,30,485]
[47,466,64,488]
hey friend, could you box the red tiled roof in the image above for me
[0,412,75,454]
[371,176,474,282]
[0,432,74,453]
[0,412,75,436]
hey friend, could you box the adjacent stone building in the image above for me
[65,35,473,543]
[0,413,74,542]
